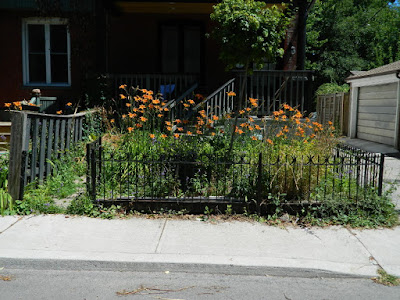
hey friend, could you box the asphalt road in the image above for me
[0,260,399,300]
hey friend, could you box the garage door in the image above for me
[357,83,397,146]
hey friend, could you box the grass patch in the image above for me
[373,269,400,286]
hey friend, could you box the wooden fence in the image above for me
[8,110,93,200]
[316,92,349,135]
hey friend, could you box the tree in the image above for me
[306,0,400,86]
[210,0,292,72]
[210,0,292,155]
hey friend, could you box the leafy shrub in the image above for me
[315,83,350,96]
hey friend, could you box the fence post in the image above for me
[256,152,263,215]
[8,112,29,200]
[378,154,385,196]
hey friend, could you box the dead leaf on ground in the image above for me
[0,275,13,281]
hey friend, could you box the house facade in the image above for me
[0,0,308,113]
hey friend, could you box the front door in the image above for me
[161,24,202,74]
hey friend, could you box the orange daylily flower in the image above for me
[126,103,131,107]
[149,133,155,139]
[237,129,244,134]
[122,114,126,119]
[152,99,160,104]
[183,103,190,108]
[119,84,127,89]
[158,114,163,118]
[164,108,169,111]
[251,136,257,141]
[212,115,219,121]
[174,133,179,139]
[248,126,254,131]
[187,131,193,135]
[161,134,167,139]
[177,127,184,132]
[188,99,195,105]
[175,119,182,124]
[249,98,258,107]
[239,110,245,115]
[110,119,115,123]
[255,125,261,130]
[266,138,273,145]
[120,94,126,100]
[196,130,203,135]
[219,129,225,134]
[4,103,11,108]
[66,102,72,107]
[165,121,172,126]
[127,127,134,132]
[140,116,148,122]
[248,117,254,122]
[56,110,62,115]
[136,123,143,128]
[166,126,172,131]
[227,91,236,96]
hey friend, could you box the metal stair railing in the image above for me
[193,78,236,121]
[161,82,199,126]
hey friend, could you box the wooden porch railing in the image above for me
[112,73,198,101]
[234,70,314,114]
[8,110,94,200]
[193,78,236,120]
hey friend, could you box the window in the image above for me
[22,18,71,86]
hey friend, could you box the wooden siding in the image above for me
[357,83,397,146]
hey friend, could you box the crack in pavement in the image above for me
[346,228,382,272]
[0,217,24,235]
[155,219,168,254]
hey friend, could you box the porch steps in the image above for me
[0,122,11,150]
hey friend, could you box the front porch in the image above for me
[110,70,314,118]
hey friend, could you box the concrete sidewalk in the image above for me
[0,215,399,278]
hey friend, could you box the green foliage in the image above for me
[0,152,8,189]
[373,269,400,286]
[82,109,104,141]
[14,144,86,215]
[306,0,400,85]
[0,183,14,216]
[210,0,292,70]
[307,181,398,228]
[315,83,350,96]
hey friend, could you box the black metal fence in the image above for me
[86,138,384,206]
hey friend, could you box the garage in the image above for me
[347,61,400,149]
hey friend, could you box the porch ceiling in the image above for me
[115,2,216,14]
